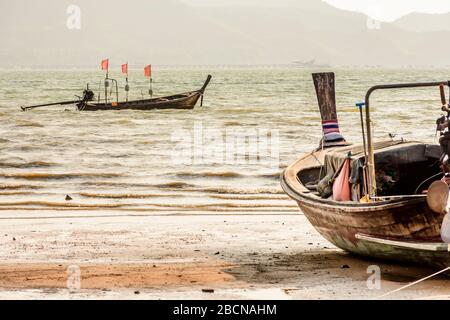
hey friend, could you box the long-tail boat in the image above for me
[21,75,212,112]
[281,72,450,268]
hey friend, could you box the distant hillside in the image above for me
[0,0,263,68]
[2,0,450,67]
[196,2,450,67]
[394,12,450,32]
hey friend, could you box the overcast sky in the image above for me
[3,0,450,67]
[325,0,450,21]
[181,0,450,22]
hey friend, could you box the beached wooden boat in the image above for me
[281,72,450,268]
[21,75,212,112]
[281,141,447,267]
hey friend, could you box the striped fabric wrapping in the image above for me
[322,120,344,142]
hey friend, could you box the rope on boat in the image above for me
[375,266,450,299]
[317,143,325,180]
[414,172,443,194]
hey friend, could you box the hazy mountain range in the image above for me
[394,12,450,32]
[1,0,450,68]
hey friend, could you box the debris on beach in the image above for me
[202,289,214,293]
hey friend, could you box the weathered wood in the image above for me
[355,233,450,268]
[79,90,202,111]
[312,73,346,147]
[356,234,450,252]
[312,72,337,121]
[281,143,448,269]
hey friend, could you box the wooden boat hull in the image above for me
[355,234,450,269]
[293,195,444,266]
[281,146,446,268]
[78,75,211,111]
[80,90,202,111]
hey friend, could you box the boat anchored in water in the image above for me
[281,72,450,268]
[21,60,212,112]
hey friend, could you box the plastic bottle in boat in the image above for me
[441,214,450,243]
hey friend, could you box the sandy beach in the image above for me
[0,210,448,300]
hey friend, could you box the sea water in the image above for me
[0,67,447,213]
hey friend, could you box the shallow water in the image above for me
[0,67,447,211]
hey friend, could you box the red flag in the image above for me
[144,65,152,78]
[121,63,128,75]
[101,59,109,71]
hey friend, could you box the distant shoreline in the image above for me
[2,65,450,71]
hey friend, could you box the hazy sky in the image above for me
[182,0,450,22]
[3,0,450,67]
[325,0,450,21]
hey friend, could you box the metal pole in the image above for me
[125,62,129,103]
[126,77,129,102]
[356,102,368,196]
[150,78,153,98]
[105,70,108,105]
[114,79,119,103]
[364,80,450,198]
[21,100,79,111]
[98,81,101,103]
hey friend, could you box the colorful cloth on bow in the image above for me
[322,120,344,142]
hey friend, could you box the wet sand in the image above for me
[0,211,448,300]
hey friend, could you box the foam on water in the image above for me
[0,67,446,211]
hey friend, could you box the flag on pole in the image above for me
[144,65,152,78]
[121,63,128,75]
[101,59,109,71]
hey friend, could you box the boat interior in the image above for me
[298,140,443,202]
